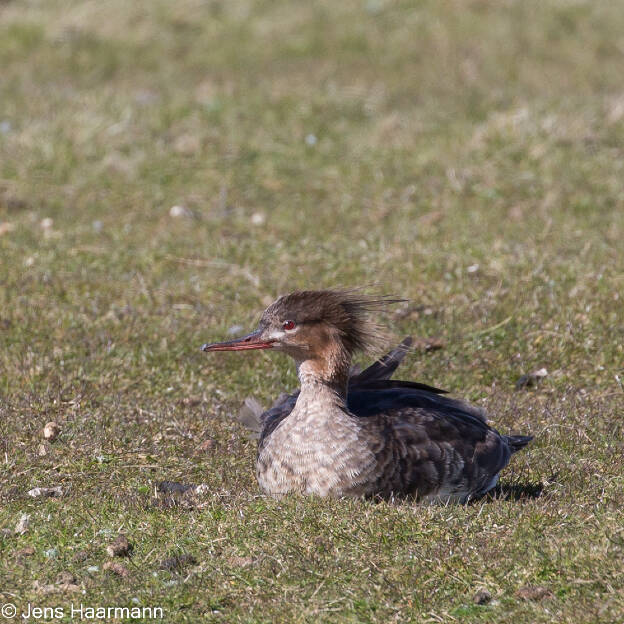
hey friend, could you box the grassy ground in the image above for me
[1,0,623,622]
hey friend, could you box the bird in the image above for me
[201,289,532,502]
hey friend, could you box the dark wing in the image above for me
[359,402,512,500]
[351,379,447,393]
[347,388,488,427]
[351,389,533,499]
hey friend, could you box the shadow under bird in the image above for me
[201,290,532,502]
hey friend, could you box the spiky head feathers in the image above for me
[260,289,402,355]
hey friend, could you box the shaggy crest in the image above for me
[261,289,403,355]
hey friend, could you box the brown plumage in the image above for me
[201,289,532,502]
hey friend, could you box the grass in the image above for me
[1,0,623,621]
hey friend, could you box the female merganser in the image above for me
[201,289,532,502]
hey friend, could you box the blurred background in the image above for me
[1,1,623,622]
[1,1,621,398]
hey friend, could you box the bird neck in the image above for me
[295,344,350,401]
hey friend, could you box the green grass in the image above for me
[1,0,623,622]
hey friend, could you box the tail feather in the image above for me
[237,397,264,439]
[504,434,533,453]
[351,336,413,384]
[349,336,446,394]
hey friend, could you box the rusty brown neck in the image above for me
[295,342,350,399]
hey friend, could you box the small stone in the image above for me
[92,220,103,233]
[56,571,76,585]
[173,133,201,155]
[27,486,63,498]
[73,550,89,562]
[16,546,35,558]
[103,561,130,577]
[159,553,197,571]
[34,579,80,594]
[33,580,54,594]
[38,443,48,456]
[193,484,210,495]
[473,588,492,605]
[40,217,53,230]
[508,204,525,221]
[515,585,553,601]
[106,534,132,557]
[15,514,30,535]
[0,222,15,236]
[86,565,99,573]
[415,337,445,352]
[169,205,193,218]
[197,439,215,453]
[156,481,193,495]
[305,133,317,146]
[43,421,60,441]
[466,263,480,274]
[180,396,201,407]
[250,212,265,226]
[44,547,58,559]
[516,368,549,389]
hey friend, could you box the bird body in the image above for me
[257,381,377,498]
[202,290,532,502]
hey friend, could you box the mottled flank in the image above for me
[208,291,533,501]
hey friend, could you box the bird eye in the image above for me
[282,320,296,331]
